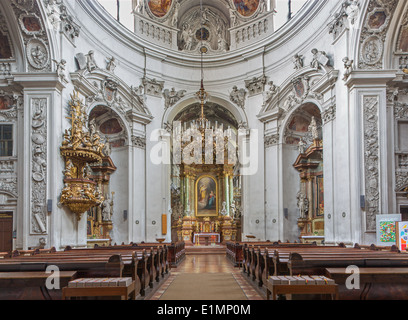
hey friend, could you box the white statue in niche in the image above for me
[298,138,306,154]
[308,116,319,140]
[297,191,309,219]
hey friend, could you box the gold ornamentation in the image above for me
[60,91,105,219]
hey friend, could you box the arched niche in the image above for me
[86,104,130,245]
[282,102,323,146]
[88,104,129,149]
[280,102,324,243]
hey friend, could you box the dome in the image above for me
[97,0,309,55]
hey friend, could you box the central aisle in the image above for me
[149,254,264,300]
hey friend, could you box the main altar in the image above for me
[169,78,242,245]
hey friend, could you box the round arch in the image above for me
[86,102,132,144]
[279,99,323,145]
[162,92,248,128]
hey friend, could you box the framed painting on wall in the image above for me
[315,175,324,216]
[396,221,408,252]
[195,175,218,217]
[376,214,401,246]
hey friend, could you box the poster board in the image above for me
[376,214,401,246]
[396,221,408,252]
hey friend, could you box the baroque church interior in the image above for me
[2,0,408,302]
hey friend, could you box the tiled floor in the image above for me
[149,254,264,300]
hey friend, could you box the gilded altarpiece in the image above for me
[174,163,240,245]
[293,139,325,243]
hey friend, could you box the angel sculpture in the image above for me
[163,88,186,109]
[342,57,353,81]
[230,86,247,109]
[52,59,67,82]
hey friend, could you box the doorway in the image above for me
[0,212,13,253]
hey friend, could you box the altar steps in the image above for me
[185,244,226,255]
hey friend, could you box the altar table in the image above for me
[193,233,220,245]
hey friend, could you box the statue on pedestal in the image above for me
[101,192,114,222]
[297,191,309,219]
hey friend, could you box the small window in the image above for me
[0,125,13,157]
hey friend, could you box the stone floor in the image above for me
[148,254,264,300]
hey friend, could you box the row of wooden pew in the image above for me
[227,241,408,299]
[0,241,186,300]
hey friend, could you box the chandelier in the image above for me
[173,0,235,166]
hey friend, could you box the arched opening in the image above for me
[85,105,129,246]
[282,102,324,243]
[169,102,243,245]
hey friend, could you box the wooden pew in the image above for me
[0,253,134,300]
[0,249,146,297]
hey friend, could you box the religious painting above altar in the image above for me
[196,176,218,217]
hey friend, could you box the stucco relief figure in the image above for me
[284,92,297,111]
[106,56,117,73]
[181,24,194,50]
[31,45,47,67]
[364,39,379,64]
[308,116,319,140]
[33,146,46,182]
[293,54,304,69]
[86,50,98,72]
[259,0,267,13]
[346,0,359,25]
[310,48,329,70]
[171,2,180,27]
[135,0,145,14]
[262,81,278,106]
[217,37,228,52]
[230,86,246,109]
[163,87,186,109]
[53,59,67,81]
[342,56,353,81]
[229,8,237,27]
[297,191,309,219]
